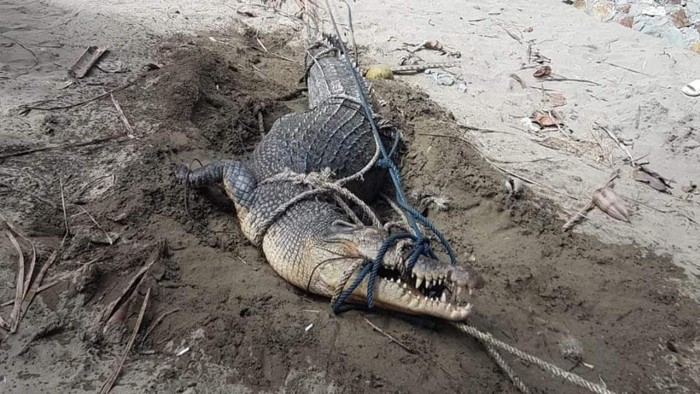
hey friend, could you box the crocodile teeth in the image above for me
[415,277,423,289]
[397,278,401,284]
[402,283,407,289]
[440,293,447,303]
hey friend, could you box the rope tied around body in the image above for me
[314,0,459,313]
[249,168,382,245]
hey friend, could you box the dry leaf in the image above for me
[592,187,630,222]
[533,65,552,78]
[633,165,673,193]
[531,111,561,128]
[523,27,534,33]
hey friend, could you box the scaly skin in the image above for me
[173,37,484,321]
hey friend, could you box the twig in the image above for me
[18,81,134,114]
[498,25,523,44]
[594,123,634,166]
[255,37,269,53]
[140,308,179,346]
[75,206,113,245]
[250,43,295,62]
[100,287,151,394]
[544,77,601,86]
[110,93,135,138]
[59,177,70,247]
[599,61,649,76]
[363,317,416,354]
[6,231,25,333]
[0,134,127,160]
[562,169,620,231]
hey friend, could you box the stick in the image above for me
[99,287,150,394]
[0,134,127,160]
[140,308,179,345]
[595,123,635,166]
[255,37,269,53]
[6,231,25,333]
[562,170,620,231]
[363,317,416,354]
[18,81,134,113]
[110,93,135,138]
[544,77,601,86]
[599,61,649,76]
[249,42,295,62]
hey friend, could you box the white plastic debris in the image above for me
[305,323,314,332]
[424,69,455,86]
[176,347,190,357]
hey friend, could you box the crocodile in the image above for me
[174,35,484,321]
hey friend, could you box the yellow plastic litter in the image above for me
[364,65,394,80]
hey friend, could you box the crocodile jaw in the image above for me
[345,276,473,321]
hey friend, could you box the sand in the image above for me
[1,1,699,393]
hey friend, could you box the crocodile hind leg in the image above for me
[173,160,257,208]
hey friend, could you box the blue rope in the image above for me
[323,0,456,312]
[332,232,414,313]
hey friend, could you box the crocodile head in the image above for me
[314,221,484,321]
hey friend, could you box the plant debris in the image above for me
[99,287,151,394]
[68,46,109,79]
[405,40,461,58]
[592,187,630,222]
[633,165,673,193]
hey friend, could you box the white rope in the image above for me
[251,168,382,244]
[453,323,617,394]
